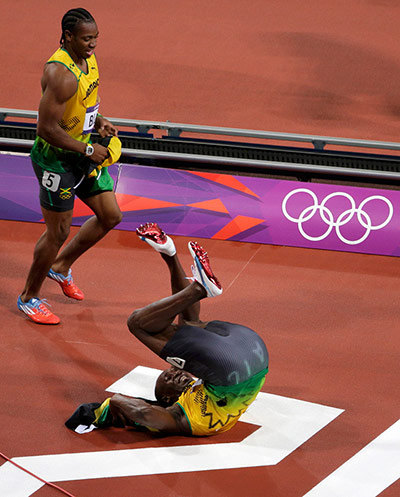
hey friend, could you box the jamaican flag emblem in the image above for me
[59,187,72,200]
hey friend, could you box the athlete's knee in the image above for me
[98,210,123,231]
[45,223,71,247]
[106,209,122,229]
[58,222,71,242]
[127,308,143,335]
[127,307,154,337]
[114,210,123,226]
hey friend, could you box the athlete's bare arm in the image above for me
[95,113,118,138]
[37,63,108,164]
[109,394,191,435]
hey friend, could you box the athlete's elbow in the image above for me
[110,394,150,425]
[36,124,48,141]
[37,122,58,145]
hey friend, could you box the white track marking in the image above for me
[303,419,400,497]
[0,463,43,497]
[0,366,343,497]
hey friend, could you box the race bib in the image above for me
[42,171,61,192]
[82,103,99,135]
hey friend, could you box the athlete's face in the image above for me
[65,21,99,59]
[155,367,193,406]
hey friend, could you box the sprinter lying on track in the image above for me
[66,223,268,436]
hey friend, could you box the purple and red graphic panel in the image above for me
[1,154,399,257]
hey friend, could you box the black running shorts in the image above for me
[160,320,269,386]
[32,160,114,212]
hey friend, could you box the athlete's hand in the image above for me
[95,116,118,137]
[91,143,110,164]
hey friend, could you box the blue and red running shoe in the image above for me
[47,268,84,300]
[188,241,223,297]
[17,295,60,325]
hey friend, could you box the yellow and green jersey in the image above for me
[31,47,100,172]
[177,369,267,436]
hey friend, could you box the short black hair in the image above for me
[60,8,95,45]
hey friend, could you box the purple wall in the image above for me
[1,154,398,256]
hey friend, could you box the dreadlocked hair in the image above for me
[60,8,95,45]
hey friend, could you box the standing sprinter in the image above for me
[18,8,122,324]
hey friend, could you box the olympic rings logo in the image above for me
[281,188,393,245]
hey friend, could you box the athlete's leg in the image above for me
[51,191,122,275]
[137,223,201,323]
[130,224,222,357]
[161,252,201,323]
[20,207,73,301]
[127,281,207,356]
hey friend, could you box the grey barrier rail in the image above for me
[3,107,400,152]
[2,107,400,181]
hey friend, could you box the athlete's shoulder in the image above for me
[46,48,82,80]
[40,61,78,103]
[42,61,77,88]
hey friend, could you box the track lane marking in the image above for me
[303,419,400,497]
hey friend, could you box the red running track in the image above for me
[1,2,400,494]
[3,0,400,142]
[0,219,399,496]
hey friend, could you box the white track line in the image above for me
[303,419,400,497]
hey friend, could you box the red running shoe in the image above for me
[47,268,84,300]
[136,222,176,256]
[17,295,60,325]
[188,241,222,297]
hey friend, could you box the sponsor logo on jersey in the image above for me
[166,357,186,369]
[83,78,99,101]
